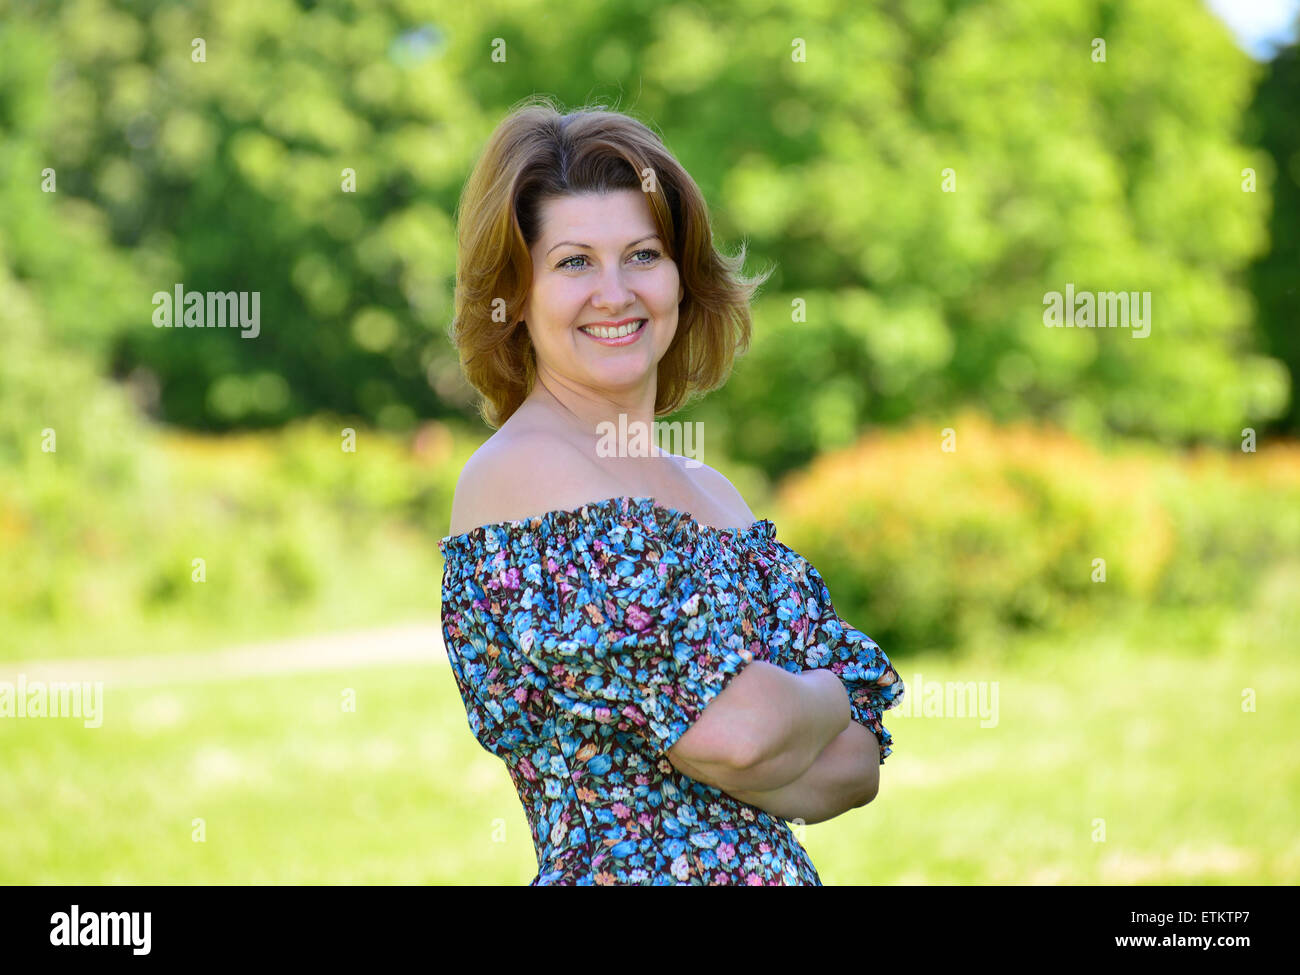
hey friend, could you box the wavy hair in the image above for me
[448,94,772,428]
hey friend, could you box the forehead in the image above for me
[537,189,656,241]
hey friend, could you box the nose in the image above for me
[590,262,636,311]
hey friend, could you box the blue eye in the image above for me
[556,249,662,270]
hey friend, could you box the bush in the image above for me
[774,410,1300,654]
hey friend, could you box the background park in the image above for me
[1,0,1297,884]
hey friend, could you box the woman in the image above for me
[438,96,904,885]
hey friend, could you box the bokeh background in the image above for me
[2,0,1297,884]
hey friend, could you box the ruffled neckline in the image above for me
[438,494,776,554]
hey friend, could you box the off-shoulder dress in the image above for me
[437,495,904,885]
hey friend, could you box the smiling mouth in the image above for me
[579,319,647,340]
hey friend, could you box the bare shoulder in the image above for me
[666,451,756,525]
[447,430,610,537]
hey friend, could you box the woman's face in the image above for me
[521,188,684,400]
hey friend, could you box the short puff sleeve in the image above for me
[772,544,905,765]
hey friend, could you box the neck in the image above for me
[528,374,663,457]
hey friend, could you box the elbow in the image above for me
[713,725,803,793]
[852,762,881,807]
[672,707,775,778]
[721,724,773,776]
[666,717,767,789]
[668,725,775,793]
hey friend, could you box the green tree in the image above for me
[2,0,1289,478]
[1247,28,1300,433]
[689,0,1288,474]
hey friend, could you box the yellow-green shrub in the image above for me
[775,410,1300,654]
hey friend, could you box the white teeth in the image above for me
[581,319,645,339]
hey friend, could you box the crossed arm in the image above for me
[724,720,880,823]
[666,662,882,824]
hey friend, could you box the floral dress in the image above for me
[437,495,904,885]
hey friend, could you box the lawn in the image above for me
[2,605,1295,884]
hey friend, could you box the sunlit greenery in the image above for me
[2,0,1296,884]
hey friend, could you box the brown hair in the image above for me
[448,94,772,428]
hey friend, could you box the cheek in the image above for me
[650,270,681,313]
[545,281,591,321]
[529,283,566,329]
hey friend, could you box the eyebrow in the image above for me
[546,234,661,257]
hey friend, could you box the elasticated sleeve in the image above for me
[768,546,904,765]
[486,516,760,759]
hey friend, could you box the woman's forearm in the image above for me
[726,720,881,824]
[669,666,851,796]
[714,667,850,793]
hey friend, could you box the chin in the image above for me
[589,365,654,386]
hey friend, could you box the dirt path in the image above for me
[0,620,447,688]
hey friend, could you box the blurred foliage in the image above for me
[0,118,473,658]
[776,410,1300,654]
[1247,31,1300,433]
[1,0,481,430]
[2,0,1297,657]
[0,403,472,660]
[0,0,1293,481]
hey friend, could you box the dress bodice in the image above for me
[437,495,904,885]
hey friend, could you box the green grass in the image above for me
[807,605,1300,885]
[1,660,538,884]
[2,605,1295,884]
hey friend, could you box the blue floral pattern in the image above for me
[437,495,904,885]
